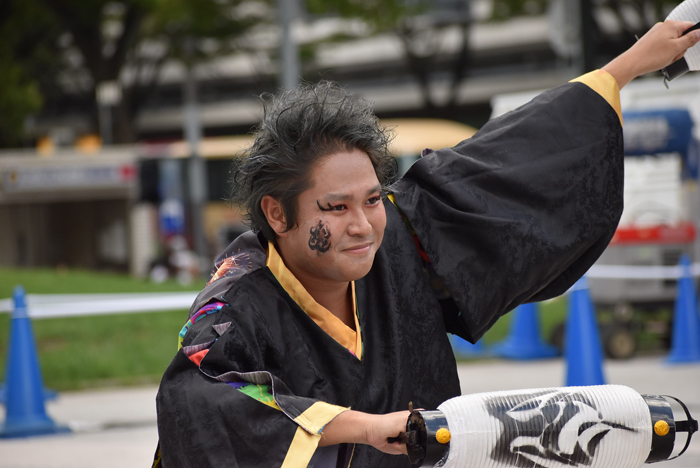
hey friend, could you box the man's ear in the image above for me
[260,195,288,237]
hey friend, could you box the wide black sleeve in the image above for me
[390,81,624,342]
[155,302,348,468]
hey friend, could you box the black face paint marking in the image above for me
[486,390,636,468]
[316,200,334,212]
[308,220,331,253]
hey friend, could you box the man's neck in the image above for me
[275,248,355,329]
[302,279,354,330]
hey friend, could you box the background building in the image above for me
[0,0,688,277]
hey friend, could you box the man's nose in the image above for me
[348,209,372,236]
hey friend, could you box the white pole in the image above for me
[279,0,300,90]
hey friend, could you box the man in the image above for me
[155,21,700,468]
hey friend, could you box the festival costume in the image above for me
[154,70,623,468]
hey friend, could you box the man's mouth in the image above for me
[344,243,372,254]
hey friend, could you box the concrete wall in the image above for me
[0,204,50,266]
[0,200,131,270]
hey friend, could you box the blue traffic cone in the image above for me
[667,255,700,364]
[450,335,487,358]
[0,286,69,438]
[565,277,606,386]
[0,384,57,406]
[492,302,559,360]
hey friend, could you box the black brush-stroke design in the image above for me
[316,200,335,212]
[308,220,331,253]
[486,390,636,468]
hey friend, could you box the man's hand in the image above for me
[603,20,700,88]
[364,411,411,455]
[318,409,410,455]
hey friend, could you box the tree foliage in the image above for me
[491,0,548,20]
[0,0,64,146]
[597,0,678,33]
[51,0,269,142]
[583,1,679,65]
[306,0,470,109]
[492,1,679,72]
[306,0,420,30]
[0,0,269,146]
[1,0,684,147]
[0,58,42,147]
[492,0,676,27]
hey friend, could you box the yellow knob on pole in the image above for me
[436,428,451,444]
[654,420,670,436]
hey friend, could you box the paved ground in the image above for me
[0,356,698,467]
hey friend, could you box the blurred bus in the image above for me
[138,118,478,260]
[0,118,476,279]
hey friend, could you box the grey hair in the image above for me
[230,81,396,240]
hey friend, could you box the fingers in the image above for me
[366,410,413,455]
[672,51,686,64]
[675,20,697,36]
[680,27,700,51]
[389,440,408,456]
[670,24,700,64]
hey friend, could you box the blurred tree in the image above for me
[0,50,43,148]
[581,0,680,70]
[0,0,64,146]
[307,0,411,30]
[588,0,679,62]
[306,0,679,112]
[492,0,675,28]
[307,0,472,110]
[5,0,269,144]
[491,0,548,20]
[393,1,473,110]
[56,0,270,143]
[1,0,682,146]
[494,0,679,66]
[594,0,678,35]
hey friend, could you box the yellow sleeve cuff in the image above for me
[282,402,350,468]
[294,401,350,434]
[570,70,622,126]
[281,427,321,468]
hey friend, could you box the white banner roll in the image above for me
[438,385,652,468]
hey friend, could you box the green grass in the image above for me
[0,267,201,391]
[0,267,571,389]
[0,267,201,297]
[0,310,189,390]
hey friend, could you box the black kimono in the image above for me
[154,70,624,468]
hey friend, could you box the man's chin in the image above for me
[343,259,376,282]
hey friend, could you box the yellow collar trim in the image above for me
[266,242,362,360]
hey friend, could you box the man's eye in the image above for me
[317,200,346,212]
[366,196,381,205]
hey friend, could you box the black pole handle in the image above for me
[661,21,700,86]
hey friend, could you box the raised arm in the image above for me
[603,20,700,88]
[389,20,700,344]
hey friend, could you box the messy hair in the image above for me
[230,81,396,241]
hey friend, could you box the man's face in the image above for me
[276,148,386,286]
